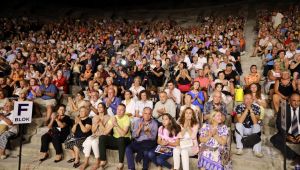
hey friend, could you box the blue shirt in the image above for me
[132,118,158,142]
[265,53,275,66]
[187,91,205,111]
[102,97,121,115]
[39,84,57,100]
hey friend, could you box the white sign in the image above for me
[12,101,33,124]
[280,99,287,131]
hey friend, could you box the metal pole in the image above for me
[18,124,23,170]
[283,131,287,170]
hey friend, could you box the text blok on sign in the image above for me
[12,101,33,124]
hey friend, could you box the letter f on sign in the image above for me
[18,104,29,116]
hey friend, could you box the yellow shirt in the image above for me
[108,115,131,138]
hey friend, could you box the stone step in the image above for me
[8,139,199,170]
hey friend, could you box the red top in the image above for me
[53,76,68,94]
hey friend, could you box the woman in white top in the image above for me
[121,90,136,117]
[135,90,153,118]
[173,107,199,170]
[180,94,200,120]
[129,76,145,101]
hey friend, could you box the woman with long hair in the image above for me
[187,81,205,112]
[81,103,110,170]
[147,113,181,170]
[173,107,199,170]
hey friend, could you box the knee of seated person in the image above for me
[173,147,180,154]
[156,157,165,165]
[235,122,243,129]
[147,151,155,159]
[252,124,261,132]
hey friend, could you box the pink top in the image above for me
[194,77,210,89]
[158,126,178,144]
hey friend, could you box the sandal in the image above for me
[73,162,81,168]
[39,153,49,162]
[67,158,75,163]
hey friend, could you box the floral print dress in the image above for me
[198,123,229,170]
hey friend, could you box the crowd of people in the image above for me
[0,4,299,170]
[252,6,300,166]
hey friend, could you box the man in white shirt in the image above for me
[89,91,102,117]
[165,81,181,105]
[153,91,176,122]
[198,52,207,68]
[285,42,298,60]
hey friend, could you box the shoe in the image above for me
[0,155,7,160]
[67,158,75,163]
[54,157,63,163]
[39,154,49,162]
[236,148,243,155]
[116,163,124,170]
[73,162,81,168]
[254,152,264,158]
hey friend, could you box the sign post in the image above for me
[12,101,33,170]
[280,99,287,170]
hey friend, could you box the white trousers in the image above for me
[82,136,100,158]
[173,147,195,170]
[235,123,262,152]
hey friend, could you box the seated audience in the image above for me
[135,90,153,117]
[235,92,263,157]
[102,88,121,115]
[273,70,296,112]
[125,107,158,170]
[244,65,261,87]
[0,101,18,159]
[173,107,199,170]
[153,91,176,122]
[39,105,73,162]
[81,103,110,170]
[147,113,180,169]
[270,93,300,163]
[198,110,229,169]
[64,106,92,168]
[99,104,131,170]
[34,77,58,124]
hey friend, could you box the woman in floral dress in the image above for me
[198,110,229,170]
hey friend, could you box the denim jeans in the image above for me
[147,148,172,169]
[125,141,153,170]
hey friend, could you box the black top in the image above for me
[52,115,73,140]
[152,67,165,86]
[224,70,238,85]
[278,81,294,97]
[74,117,92,138]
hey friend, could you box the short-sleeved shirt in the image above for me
[74,117,92,138]
[39,84,58,100]
[235,103,260,128]
[108,115,131,138]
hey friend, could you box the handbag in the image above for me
[0,124,8,135]
[178,83,191,92]
[235,129,261,148]
[180,138,193,149]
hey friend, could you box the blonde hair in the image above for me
[208,110,220,124]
